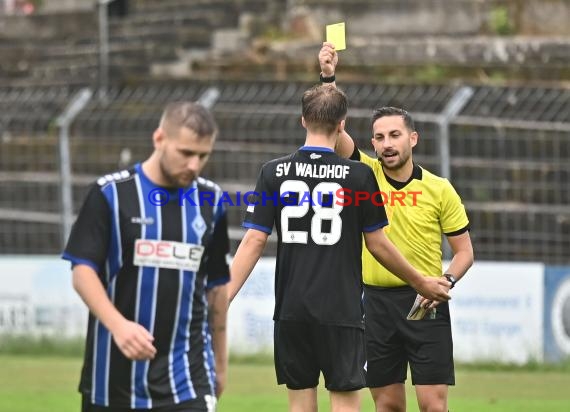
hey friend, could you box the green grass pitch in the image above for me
[1,355,569,411]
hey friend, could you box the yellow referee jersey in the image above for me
[359,150,469,287]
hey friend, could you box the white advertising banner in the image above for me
[0,256,87,337]
[450,261,544,363]
[0,257,546,364]
[227,259,547,363]
[227,257,275,354]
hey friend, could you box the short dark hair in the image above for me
[302,84,348,135]
[371,107,415,131]
[160,101,218,139]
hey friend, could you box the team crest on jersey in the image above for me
[192,215,207,239]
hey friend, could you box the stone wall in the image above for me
[0,10,95,39]
[35,0,93,13]
[0,0,567,85]
[293,0,570,36]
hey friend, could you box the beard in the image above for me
[378,148,411,171]
[159,157,195,188]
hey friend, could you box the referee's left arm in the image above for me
[441,180,474,285]
[444,231,474,283]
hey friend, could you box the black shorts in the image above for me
[274,320,366,391]
[82,395,213,412]
[363,285,455,387]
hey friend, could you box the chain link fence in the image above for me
[0,81,568,263]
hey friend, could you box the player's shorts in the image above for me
[82,395,213,412]
[274,320,366,391]
[363,284,455,387]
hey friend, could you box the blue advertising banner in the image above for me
[544,266,570,362]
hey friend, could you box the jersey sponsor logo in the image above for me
[309,153,322,159]
[130,216,155,225]
[133,239,204,271]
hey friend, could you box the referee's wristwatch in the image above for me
[443,273,457,289]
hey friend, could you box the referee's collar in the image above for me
[384,163,423,190]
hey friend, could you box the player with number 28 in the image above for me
[228,84,451,412]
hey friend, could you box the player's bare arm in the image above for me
[72,264,156,360]
[228,229,269,301]
[207,283,229,398]
[363,229,451,301]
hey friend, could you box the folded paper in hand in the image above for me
[406,294,435,320]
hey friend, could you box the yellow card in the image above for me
[326,22,346,51]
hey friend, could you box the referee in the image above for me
[63,102,230,412]
[319,43,475,412]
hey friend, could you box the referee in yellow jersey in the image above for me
[319,43,475,412]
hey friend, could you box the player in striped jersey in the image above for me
[63,102,229,412]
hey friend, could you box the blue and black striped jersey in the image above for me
[63,163,230,409]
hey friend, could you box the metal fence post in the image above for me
[98,0,115,102]
[438,86,474,180]
[56,88,93,248]
[197,87,221,109]
[438,86,474,259]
